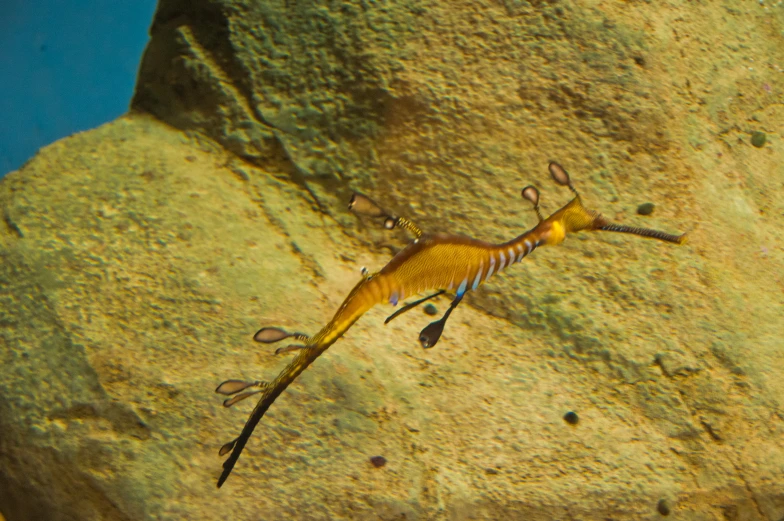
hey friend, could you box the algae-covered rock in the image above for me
[2,0,784,520]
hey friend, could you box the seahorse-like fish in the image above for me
[214,162,686,487]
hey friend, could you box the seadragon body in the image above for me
[214,162,686,487]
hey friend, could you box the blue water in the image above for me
[0,0,157,177]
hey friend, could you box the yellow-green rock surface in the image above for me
[1,0,783,520]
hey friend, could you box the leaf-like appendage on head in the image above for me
[348,193,388,218]
[521,185,540,207]
[548,162,571,187]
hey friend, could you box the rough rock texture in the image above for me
[2,0,784,520]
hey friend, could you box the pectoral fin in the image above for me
[384,291,445,324]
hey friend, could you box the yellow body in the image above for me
[217,192,684,487]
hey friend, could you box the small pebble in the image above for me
[423,303,438,316]
[369,456,387,468]
[637,202,655,216]
[657,499,671,516]
[751,131,767,148]
[563,411,579,425]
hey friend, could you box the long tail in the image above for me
[217,276,377,487]
[216,341,334,487]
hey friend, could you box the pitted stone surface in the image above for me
[1,1,783,520]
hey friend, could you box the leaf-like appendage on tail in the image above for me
[217,277,379,487]
[217,343,330,487]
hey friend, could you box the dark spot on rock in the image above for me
[657,499,671,516]
[563,411,579,425]
[370,455,387,468]
[637,202,655,216]
[751,131,766,148]
[424,303,438,316]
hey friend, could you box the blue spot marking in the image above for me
[456,277,468,297]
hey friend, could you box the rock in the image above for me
[751,131,767,148]
[637,202,656,216]
[657,498,672,516]
[2,1,784,520]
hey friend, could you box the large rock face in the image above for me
[2,1,783,520]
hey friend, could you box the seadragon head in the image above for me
[522,162,687,247]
